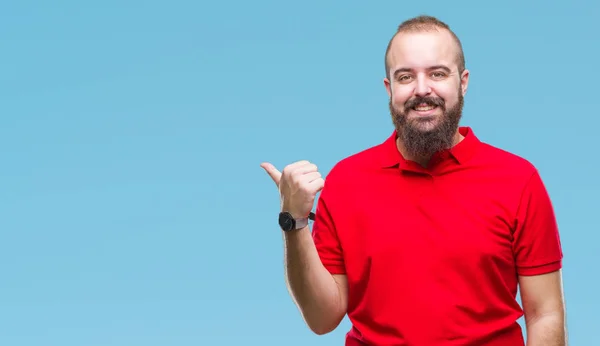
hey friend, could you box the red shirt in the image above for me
[311,127,563,346]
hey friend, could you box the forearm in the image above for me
[283,226,345,334]
[526,312,567,346]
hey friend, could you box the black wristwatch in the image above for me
[278,211,316,232]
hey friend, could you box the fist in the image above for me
[260,160,325,219]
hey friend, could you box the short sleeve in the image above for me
[512,170,563,276]
[311,182,346,275]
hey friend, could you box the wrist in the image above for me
[281,206,307,220]
[278,211,310,232]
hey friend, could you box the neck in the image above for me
[396,130,464,167]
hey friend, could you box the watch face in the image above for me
[279,212,295,231]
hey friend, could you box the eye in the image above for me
[397,75,413,83]
[431,71,447,79]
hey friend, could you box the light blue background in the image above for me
[1,1,597,345]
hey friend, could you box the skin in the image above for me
[384,29,469,166]
[261,28,567,344]
[520,271,568,345]
[260,161,348,335]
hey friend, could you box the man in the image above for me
[261,15,567,346]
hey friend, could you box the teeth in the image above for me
[414,105,435,111]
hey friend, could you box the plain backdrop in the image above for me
[1,1,598,345]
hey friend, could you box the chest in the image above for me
[338,175,519,274]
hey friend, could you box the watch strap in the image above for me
[294,211,316,229]
[294,216,309,230]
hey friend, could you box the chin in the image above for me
[409,116,440,131]
[414,123,439,134]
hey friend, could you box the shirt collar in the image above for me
[379,126,481,168]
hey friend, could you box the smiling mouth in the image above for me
[410,103,439,117]
[413,104,437,111]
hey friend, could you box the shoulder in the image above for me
[476,140,539,176]
[472,139,547,199]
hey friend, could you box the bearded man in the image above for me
[261,15,567,346]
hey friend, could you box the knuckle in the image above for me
[283,165,294,176]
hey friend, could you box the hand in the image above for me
[260,160,324,219]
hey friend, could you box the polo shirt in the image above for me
[311,126,563,346]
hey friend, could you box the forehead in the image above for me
[387,29,458,73]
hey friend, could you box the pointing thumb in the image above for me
[260,162,282,186]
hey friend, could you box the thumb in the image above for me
[260,162,282,186]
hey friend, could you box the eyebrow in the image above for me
[393,65,452,79]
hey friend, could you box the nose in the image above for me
[414,74,432,97]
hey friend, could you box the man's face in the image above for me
[384,29,469,158]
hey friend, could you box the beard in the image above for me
[389,90,464,160]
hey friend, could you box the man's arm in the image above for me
[511,169,566,345]
[519,270,567,346]
[284,227,348,334]
[261,161,348,335]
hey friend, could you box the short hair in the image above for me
[384,15,465,79]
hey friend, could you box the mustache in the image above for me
[405,96,445,110]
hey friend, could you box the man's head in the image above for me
[383,15,469,160]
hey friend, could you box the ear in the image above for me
[384,77,392,98]
[460,69,470,96]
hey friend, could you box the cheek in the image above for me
[433,86,457,104]
[444,92,460,107]
[391,90,410,107]
[441,82,462,99]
